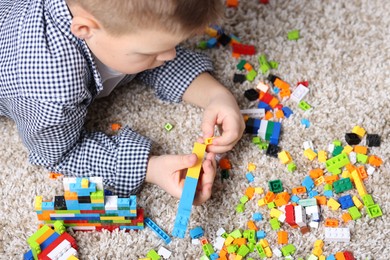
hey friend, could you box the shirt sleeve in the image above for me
[137,46,214,103]
[8,97,150,196]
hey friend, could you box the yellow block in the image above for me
[186,142,207,179]
[352,126,366,138]
[34,196,42,211]
[269,208,283,218]
[257,198,266,207]
[352,195,364,209]
[81,178,89,188]
[255,187,264,194]
[304,148,317,161]
[342,145,353,154]
[278,151,292,164]
[100,216,125,221]
[264,246,273,257]
[247,163,256,172]
[327,198,340,211]
[314,239,324,248]
[351,170,367,196]
[318,150,327,163]
[67,256,79,260]
[224,236,234,246]
[259,239,269,248]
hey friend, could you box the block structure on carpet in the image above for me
[34,177,144,232]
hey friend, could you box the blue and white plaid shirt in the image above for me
[0,0,213,196]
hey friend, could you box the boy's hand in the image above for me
[199,92,245,154]
[145,153,216,205]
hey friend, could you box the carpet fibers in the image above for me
[0,0,389,259]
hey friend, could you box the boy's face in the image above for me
[86,28,188,74]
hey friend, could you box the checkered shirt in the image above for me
[0,0,213,196]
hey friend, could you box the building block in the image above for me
[268,180,283,193]
[145,218,171,244]
[324,227,350,243]
[325,153,350,175]
[333,178,353,194]
[172,142,207,238]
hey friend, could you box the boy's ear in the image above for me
[70,16,100,39]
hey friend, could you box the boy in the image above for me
[0,0,245,205]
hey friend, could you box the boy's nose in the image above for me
[156,48,177,62]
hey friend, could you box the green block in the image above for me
[240,195,249,204]
[147,249,160,260]
[229,229,243,238]
[333,178,353,193]
[333,140,342,146]
[246,69,257,82]
[357,153,369,164]
[287,30,300,40]
[247,242,255,252]
[255,244,267,258]
[332,146,343,156]
[237,59,247,70]
[258,54,268,65]
[281,244,296,256]
[53,221,65,235]
[90,190,104,200]
[247,230,256,243]
[237,244,250,257]
[362,194,375,207]
[367,204,383,218]
[197,41,207,50]
[267,201,276,209]
[298,100,311,111]
[202,243,214,257]
[324,183,332,191]
[269,179,283,193]
[221,232,229,239]
[236,203,245,213]
[325,153,350,174]
[307,254,319,260]
[259,63,271,75]
[287,162,297,172]
[265,121,275,140]
[270,217,281,230]
[164,122,173,131]
[348,206,362,220]
[252,136,261,144]
[269,61,279,69]
[227,244,239,254]
[258,142,269,150]
[298,198,317,207]
[199,255,209,260]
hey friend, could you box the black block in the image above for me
[366,134,381,147]
[233,73,246,83]
[54,196,67,210]
[266,144,280,158]
[244,88,259,101]
[218,33,231,46]
[345,133,361,145]
[78,196,91,204]
[267,74,281,84]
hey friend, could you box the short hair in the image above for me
[66,0,224,36]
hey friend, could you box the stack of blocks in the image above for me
[24,221,78,260]
[34,177,144,232]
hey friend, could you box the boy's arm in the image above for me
[10,98,151,196]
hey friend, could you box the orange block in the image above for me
[247,220,259,231]
[264,191,275,203]
[354,145,368,155]
[309,168,324,179]
[268,97,280,108]
[342,213,352,223]
[368,155,383,167]
[274,192,290,207]
[335,252,346,260]
[274,78,290,89]
[345,163,357,173]
[244,63,253,71]
[245,187,255,199]
[219,158,232,170]
[264,111,273,120]
[315,195,327,205]
[324,175,339,184]
[324,218,339,227]
[292,186,307,194]
[275,109,284,119]
[277,231,288,244]
[64,191,78,200]
[200,238,209,245]
[232,52,240,59]
[279,88,291,99]
[226,0,238,7]
[356,166,368,180]
[111,123,121,131]
[233,238,247,246]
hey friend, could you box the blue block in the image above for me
[120,225,144,230]
[273,87,280,94]
[210,253,219,260]
[246,172,254,182]
[65,200,80,210]
[258,101,272,111]
[300,118,310,128]
[129,195,137,210]
[78,203,93,210]
[270,122,281,145]
[253,212,263,221]
[308,190,319,198]
[290,195,300,203]
[326,255,336,260]
[206,38,217,48]
[302,176,315,192]
[323,190,333,198]
[189,226,204,239]
[117,198,130,209]
[282,106,293,118]
[42,202,55,210]
[145,218,171,244]
[40,232,60,251]
[172,177,199,238]
[256,230,266,239]
[24,250,33,260]
[338,194,354,209]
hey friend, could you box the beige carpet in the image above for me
[1,0,389,259]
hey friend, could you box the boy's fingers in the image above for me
[163,153,197,171]
[194,158,216,205]
[201,113,217,139]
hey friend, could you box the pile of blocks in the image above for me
[34,177,144,232]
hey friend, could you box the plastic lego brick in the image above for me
[366,134,380,147]
[291,84,309,102]
[347,206,362,220]
[233,73,246,83]
[145,218,171,244]
[281,106,293,118]
[352,125,366,138]
[325,153,350,175]
[332,178,353,194]
[366,204,383,218]
[268,180,283,193]
[324,227,350,243]
[287,30,300,40]
[186,142,207,179]
[281,244,296,256]
[232,43,256,55]
[338,195,354,209]
[244,89,259,101]
[240,108,265,119]
[302,176,315,192]
[270,121,281,145]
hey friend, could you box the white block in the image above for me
[294,205,306,227]
[367,165,376,175]
[191,238,200,245]
[89,177,104,190]
[216,227,226,237]
[272,247,283,257]
[47,240,71,259]
[240,108,265,119]
[291,84,309,102]
[63,178,77,191]
[309,221,319,229]
[158,246,172,259]
[305,205,319,215]
[278,213,286,223]
[328,144,335,153]
[324,227,350,243]
[58,247,78,260]
[105,195,118,210]
[258,120,268,140]
[256,82,270,93]
[214,237,225,250]
[303,141,314,151]
[349,152,357,164]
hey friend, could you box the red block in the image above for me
[232,43,256,55]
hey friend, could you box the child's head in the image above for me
[66,0,223,74]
